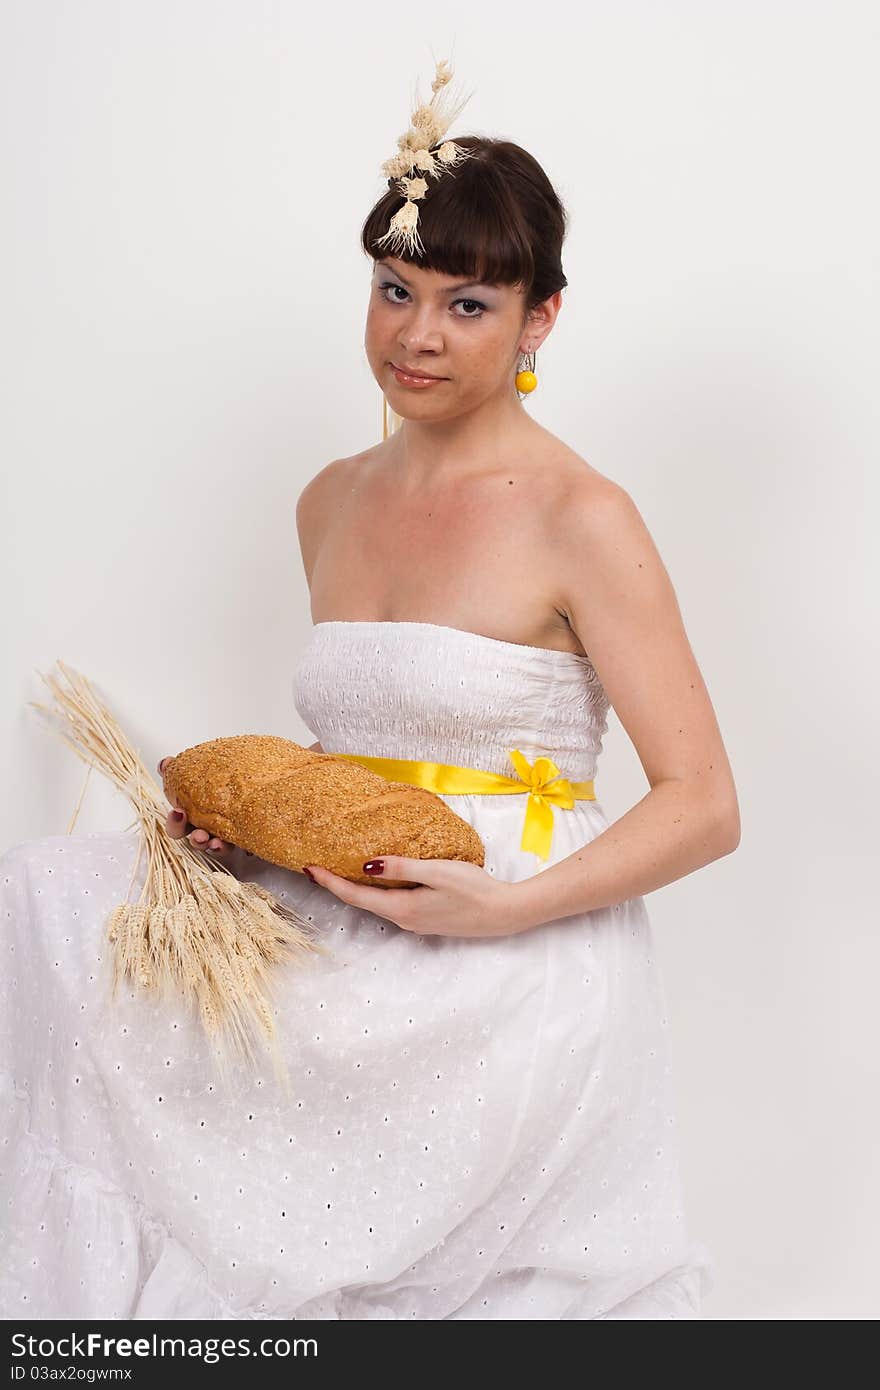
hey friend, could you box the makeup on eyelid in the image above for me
[378,282,488,318]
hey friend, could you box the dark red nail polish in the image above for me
[303,867,316,881]
[363,860,384,874]
[171,810,184,822]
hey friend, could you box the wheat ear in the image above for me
[29,659,332,1090]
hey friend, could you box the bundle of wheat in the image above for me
[28,660,330,1092]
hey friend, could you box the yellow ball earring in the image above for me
[515,346,538,395]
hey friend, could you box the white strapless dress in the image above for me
[0,620,715,1319]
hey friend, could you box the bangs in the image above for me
[361,140,535,294]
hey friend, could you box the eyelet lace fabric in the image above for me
[0,622,714,1319]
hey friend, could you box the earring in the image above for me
[515,346,538,395]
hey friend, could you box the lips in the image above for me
[391,362,447,381]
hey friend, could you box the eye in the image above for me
[454,298,487,318]
[379,283,410,305]
[378,283,487,318]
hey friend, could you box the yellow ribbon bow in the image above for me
[329,748,595,862]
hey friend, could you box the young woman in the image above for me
[1,124,737,1319]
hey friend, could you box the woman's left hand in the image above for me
[302,856,533,939]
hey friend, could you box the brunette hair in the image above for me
[360,136,568,323]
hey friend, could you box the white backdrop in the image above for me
[2,0,877,1320]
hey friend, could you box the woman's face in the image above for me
[364,255,532,418]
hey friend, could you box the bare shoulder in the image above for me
[296,442,388,512]
[547,442,654,555]
[296,453,358,516]
[295,452,370,581]
[526,439,632,565]
[523,428,617,503]
[555,467,677,657]
[551,455,740,835]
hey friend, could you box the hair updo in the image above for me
[360,136,569,325]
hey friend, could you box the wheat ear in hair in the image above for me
[374,57,476,260]
[377,57,473,442]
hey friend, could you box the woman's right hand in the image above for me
[158,756,237,858]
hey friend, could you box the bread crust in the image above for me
[163,734,485,887]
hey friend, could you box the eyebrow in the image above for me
[376,262,494,293]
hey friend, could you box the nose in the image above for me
[396,304,445,354]
[398,337,444,367]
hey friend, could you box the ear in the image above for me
[527,290,563,350]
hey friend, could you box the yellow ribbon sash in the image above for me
[329,748,595,862]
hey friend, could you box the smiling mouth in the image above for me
[389,363,448,383]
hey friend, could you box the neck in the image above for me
[389,386,540,490]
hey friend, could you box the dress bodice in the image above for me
[292,620,611,784]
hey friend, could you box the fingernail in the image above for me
[363,860,384,874]
[303,867,316,881]
[171,810,184,822]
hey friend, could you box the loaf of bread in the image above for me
[162,734,485,887]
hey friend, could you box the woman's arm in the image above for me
[515,477,739,930]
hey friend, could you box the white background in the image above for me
[1,0,877,1318]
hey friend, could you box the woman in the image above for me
[1,102,737,1320]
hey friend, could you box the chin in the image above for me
[385,401,450,421]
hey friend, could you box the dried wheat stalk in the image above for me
[29,659,331,1092]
